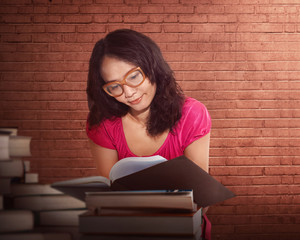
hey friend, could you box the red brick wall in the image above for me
[1,0,300,239]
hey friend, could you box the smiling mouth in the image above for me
[129,96,142,105]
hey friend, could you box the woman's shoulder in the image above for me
[86,116,123,149]
[87,116,122,136]
[176,96,211,131]
[182,97,209,117]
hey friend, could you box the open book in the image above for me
[51,155,235,207]
[51,155,167,200]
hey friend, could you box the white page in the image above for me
[109,155,167,182]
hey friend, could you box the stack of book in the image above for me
[52,155,235,240]
[0,127,86,240]
[80,190,203,240]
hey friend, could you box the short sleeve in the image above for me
[86,120,116,150]
[178,98,211,150]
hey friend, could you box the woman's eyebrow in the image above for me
[104,67,137,83]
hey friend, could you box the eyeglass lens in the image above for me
[105,69,144,96]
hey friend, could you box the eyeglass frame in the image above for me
[102,66,146,97]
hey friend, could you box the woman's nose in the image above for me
[123,85,136,98]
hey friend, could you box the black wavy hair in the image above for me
[87,29,184,136]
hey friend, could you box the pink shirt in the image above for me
[86,97,211,160]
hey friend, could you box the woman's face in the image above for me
[100,56,157,115]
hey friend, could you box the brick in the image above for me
[3,110,39,120]
[238,14,268,23]
[208,14,237,23]
[46,24,76,33]
[240,0,269,3]
[48,101,87,110]
[196,5,224,13]
[49,6,79,14]
[34,72,65,82]
[0,25,16,33]
[0,7,18,13]
[131,24,162,33]
[79,5,109,14]
[149,14,178,23]
[93,15,123,23]
[181,0,210,3]
[125,0,149,3]
[109,6,139,14]
[15,25,46,33]
[17,6,34,14]
[140,6,164,14]
[0,0,31,3]
[265,166,300,175]
[0,53,33,62]
[2,34,32,43]
[147,33,179,42]
[95,0,123,3]
[2,72,34,82]
[270,0,300,3]
[164,24,192,33]
[210,166,264,176]
[49,43,92,52]
[33,33,63,43]
[33,15,62,23]
[38,158,95,168]
[32,6,48,14]
[64,72,87,82]
[281,176,294,184]
[224,5,255,13]
[33,0,62,3]
[211,0,239,4]
[215,52,247,61]
[2,15,32,23]
[63,33,100,43]
[33,53,64,62]
[163,6,194,14]
[257,6,285,13]
[63,15,93,24]
[63,52,90,61]
[285,25,296,32]
[108,15,123,23]
[179,14,207,23]
[124,15,148,23]
[63,0,92,3]
[193,24,224,33]
[77,24,106,33]
[151,0,179,3]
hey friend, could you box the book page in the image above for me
[51,175,111,187]
[109,155,167,182]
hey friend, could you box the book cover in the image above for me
[0,210,34,233]
[85,190,196,211]
[52,155,235,207]
[111,155,235,207]
[0,232,72,240]
[13,195,86,211]
[79,207,202,235]
[38,209,87,227]
[0,159,24,178]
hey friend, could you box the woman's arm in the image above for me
[183,133,210,214]
[183,133,210,173]
[88,139,119,178]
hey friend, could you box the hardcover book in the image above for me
[79,207,203,235]
[52,155,235,207]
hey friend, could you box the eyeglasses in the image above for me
[102,67,146,97]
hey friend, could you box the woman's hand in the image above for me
[88,140,119,178]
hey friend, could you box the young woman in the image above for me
[86,29,212,239]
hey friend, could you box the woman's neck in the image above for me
[127,108,150,128]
